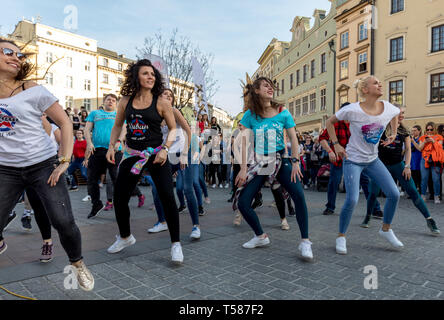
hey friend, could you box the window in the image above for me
[389,80,403,106]
[432,24,444,53]
[321,53,326,73]
[359,21,368,41]
[391,0,404,14]
[358,52,368,73]
[85,61,91,71]
[340,60,349,79]
[83,99,91,109]
[390,37,404,62]
[311,60,315,78]
[289,101,294,116]
[320,88,327,111]
[290,73,294,90]
[339,92,348,107]
[103,73,109,84]
[430,73,444,104]
[45,72,53,85]
[303,65,308,83]
[295,99,301,117]
[66,57,72,68]
[340,31,349,49]
[276,82,279,97]
[118,77,124,87]
[65,76,73,89]
[46,52,53,63]
[65,96,73,109]
[118,63,123,71]
[309,93,316,114]
[84,79,91,91]
[296,70,300,86]
[281,79,285,94]
[302,96,309,115]
[103,58,109,67]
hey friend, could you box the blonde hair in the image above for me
[353,75,375,100]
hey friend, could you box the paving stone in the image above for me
[127,286,159,299]
[110,277,142,290]
[206,292,238,300]
[185,282,219,297]
[156,285,191,299]
[97,287,130,300]
[265,289,304,300]
[293,278,328,291]
[213,282,247,296]
[244,271,276,284]
[239,280,275,294]
[268,279,304,294]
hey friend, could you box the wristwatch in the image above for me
[332,141,339,145]
[291,157,300,164]
[162,145,170,153]
[404,164,411,169]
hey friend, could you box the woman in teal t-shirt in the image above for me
[234,77,313,261]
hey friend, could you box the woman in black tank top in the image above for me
[105,59,184,264]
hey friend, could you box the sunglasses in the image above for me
[426,128,434,131]
[1,47,26,61]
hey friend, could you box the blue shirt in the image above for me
[86,110,116,149]
[240,109,296,155]
[411,137,422,171]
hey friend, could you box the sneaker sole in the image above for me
[171,260,183,265]
[0,244,7,255]
[242,241,270,249]
[300,255,314,262]
[21,227,32,232]
[336,250,347,255]
[40,258,53,263]
[190,236,201,241]
[360,224,369,228]
[69,189,79,192]
[148,228,168,233]
[107,239,136,254]
[88,205,105,219]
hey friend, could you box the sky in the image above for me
[1,0,332,116]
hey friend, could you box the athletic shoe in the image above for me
[23,209,33,217]
[40,243,53,263]
[323,208,334,216]
[281,219,290,230]
[372,210,383,220]
[148,222,168,233]
[212,184,216,188]
[233,211,242,226]
[0,241,7,255]
[224,183,230,189]
[171,242,184,264]
[198,206,206,216]
[88,202,105,219]
[204,197,211,204]
[378,229,404,249]
[434,196,441,204]
[138,194,146,208]
[107,235,136,253]
[72,261,95,291]
[252,198,263,210]
[178,204,187,214]
[336,237,347,255]
[298,240,313,261]
[227,197,233,203]
[304,185,309,190]
[4,212,17,231]
[426,218,440,236]
[149,203,155,210]
[242,235,270,249]
[104,201,114,211]
[190,226,201,240]
[360,214,371,228]
[82,195,91,202]
[400,191,405,197]
[219,184,223,188]
[288,209,296,217]
[69,186,78,192]
[21,216,32,231]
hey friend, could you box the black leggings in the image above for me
[209,163,222,185]
[114,156,180,242]
[25,188,52,240]
[271,186,294,219]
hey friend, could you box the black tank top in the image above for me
[125,95,163,151]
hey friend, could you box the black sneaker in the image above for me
[227,197,233,203]
[21,216,32,231]
[178,205,187,214]
[198,206,206,216]
[427,218,440,236]
[252,199,263,210]
[288,209,296,217]
[4,212,17,231]
[323,208,334,216]
[69,186,79,192]
[40,243,53,263]
[360,214,371,228]
[372,210,383,220]
[88,202,105,219]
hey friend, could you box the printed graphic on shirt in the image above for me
[128,114,149,138]
[0,107,18,132]
[361,123,384,145]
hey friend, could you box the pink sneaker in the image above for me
[138,195,145,208]
[104,201,114,211]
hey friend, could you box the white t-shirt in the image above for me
[335,101,400,163]
[0,85,58,167]
[161,123,185,154]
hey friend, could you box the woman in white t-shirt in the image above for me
[0,39,94,291]
[325,75,403,255]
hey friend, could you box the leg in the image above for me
[25,188,52,241]
[326,164,342,212]
[431,166,441,197]
[175,169,186,207]
[199,163,209,198]
[271,186,286,220]
[147,175,165,223]
[182,164,199,226]
[362,179,380,226]
[191,162,203,207]
[420,158,430,196]
[87,150,106,207]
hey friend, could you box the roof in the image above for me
[97,47,134,64]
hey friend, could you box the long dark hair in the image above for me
[243,77,281,118]
[120,59,165,97]
[0,38,35,81]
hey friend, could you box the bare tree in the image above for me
[136,28,219,109]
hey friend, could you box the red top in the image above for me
[319,121,351,167]
[73,139,87,159]
[198,121,205,133]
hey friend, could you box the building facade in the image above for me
[273,0,337,134]
[253,38,289,81]
[374,0,444,129]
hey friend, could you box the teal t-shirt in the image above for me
[240,109,295,154]
[86,110,116,149]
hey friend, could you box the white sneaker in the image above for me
[82,195,91,202]
[219,184,223,188]
[171,242,184,264]
[281,218,290,230]
[224,183,229,189]
[304,185,308,190]
[378,229,404,249]
[212,184,216,188]
[148,222,168,233]
[204,197,211,204]
[434,196,441,204]
[298,240,313,261]
[242,235,270,249]
[400,191,405,197]
[107,235,136,253]
[190,226,201,240]
[336,237,347,255]
[233,211,242,226]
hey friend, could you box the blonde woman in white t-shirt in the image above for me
[0,39,94,291]
[325,75,403,255]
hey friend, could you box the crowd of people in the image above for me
[0,38,442,293]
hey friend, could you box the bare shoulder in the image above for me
[23,81,39,90]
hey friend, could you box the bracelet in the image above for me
[162,145,170,153]
[332,141,339,146]
[328,150,334,154]
[58,156,70,164]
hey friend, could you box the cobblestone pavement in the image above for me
[0,184,443,300]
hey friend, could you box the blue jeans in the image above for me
[339,158,400,234]
[420,158,441,196]
[199,163,209,198]
[368,161,430,219]
[326,164,382,212]
[67,158,87,187]
[147,175,165,223]
[238,158,309,238]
